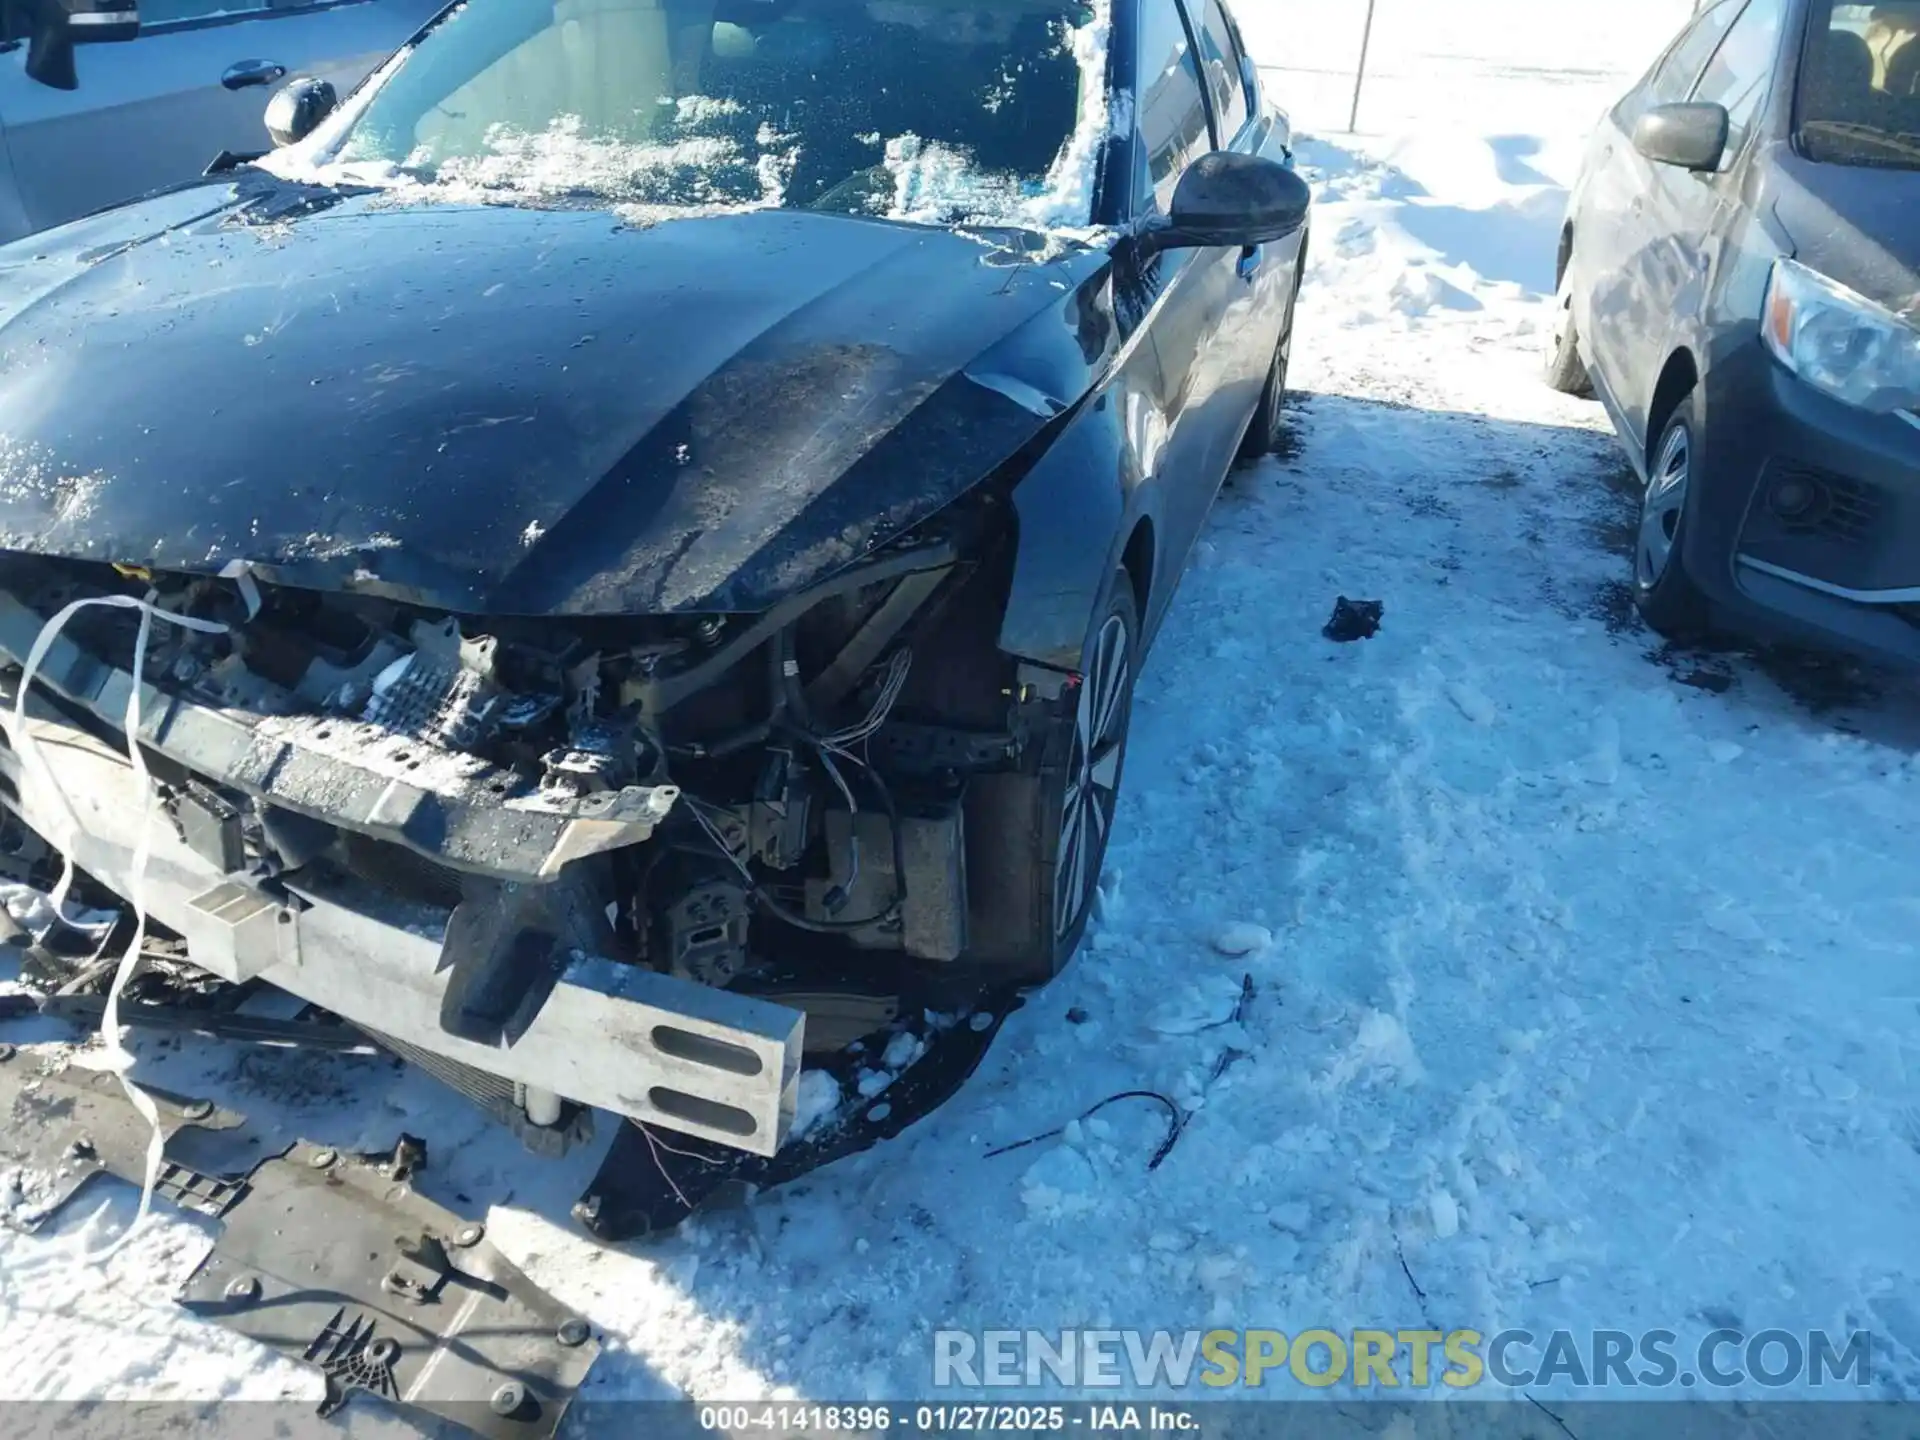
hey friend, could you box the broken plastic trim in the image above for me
[0,589,678,882]
[0,543,958,883]
[0,1054,599,1440]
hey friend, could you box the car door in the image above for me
[1619,0,1787,429]
[0,0,442,242]
[1578,0,1744,424]
[1192,0,1297,448]
[1126,0,1245,611]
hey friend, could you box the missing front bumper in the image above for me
[0,589,679,883]
[0,691,805,1156]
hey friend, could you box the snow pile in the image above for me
[1014,0,1117,233]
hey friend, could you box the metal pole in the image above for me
[1348,0,1378,132]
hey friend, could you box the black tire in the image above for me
[1545,267,1593,397]
[1238,266,1301,462]
[1635,390,1712,638]
[964,571,1139,986]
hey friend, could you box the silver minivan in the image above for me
[0,0,444,243]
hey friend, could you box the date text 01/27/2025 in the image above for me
[697,1406,1204,1433]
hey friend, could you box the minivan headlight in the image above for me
[1763,258,1920,414]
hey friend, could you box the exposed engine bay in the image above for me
[0,503,1062,1166]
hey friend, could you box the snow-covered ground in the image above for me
[10,0,1920,1421]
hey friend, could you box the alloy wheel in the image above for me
[1637,423,1691,589]
[1055,613,1131,941]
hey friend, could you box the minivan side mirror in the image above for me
[1139,151,1312,258]
[265,76,338,148]
[1,0,138,91]
[1632,101,1730,172]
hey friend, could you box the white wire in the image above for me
[3,593,229,1263]
[824,649,911,747]
[684,798,757,888]
[813,745,860,897]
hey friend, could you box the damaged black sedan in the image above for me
[0,0,1307,1187]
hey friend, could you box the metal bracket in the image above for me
[180,1141,599,1440]
[575,988,1022,1242]
[0,1052,600,1440]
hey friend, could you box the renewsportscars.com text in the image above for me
[932,1328,1872,1391]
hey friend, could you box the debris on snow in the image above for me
[1322,596,1385,642]
[990,1091,1184,1172]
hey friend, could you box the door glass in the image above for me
[1138,0,1211,211]
[1193,0,1250,139]
[1691,0,1785,156]
[1643,0,1744,107]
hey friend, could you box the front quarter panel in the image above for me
[996,274,1158,672]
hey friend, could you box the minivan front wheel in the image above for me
[1634,393,1711,637]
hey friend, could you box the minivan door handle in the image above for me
[222,60,288,90]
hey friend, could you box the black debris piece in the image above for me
[985,1089,1185,1171]
[1323,596,1385,643]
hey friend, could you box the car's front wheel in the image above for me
[967,571,1139,985]
[1635,392,1711,637]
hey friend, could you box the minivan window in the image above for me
[1691,0,1785,158]
[1797,0,1920,168]
[1644,0,1743,107]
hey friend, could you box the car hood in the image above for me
[1771,150,1920,319]
[0,175,1114,616]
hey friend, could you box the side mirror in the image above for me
[1140,152,1312,258]
[265,76,338,147]
[1632,101,1729,172]
[1,0,138,92]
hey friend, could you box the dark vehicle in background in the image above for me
[0,0,443,242]
[1549,0,1920,661]
[0,0,1307,1169]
